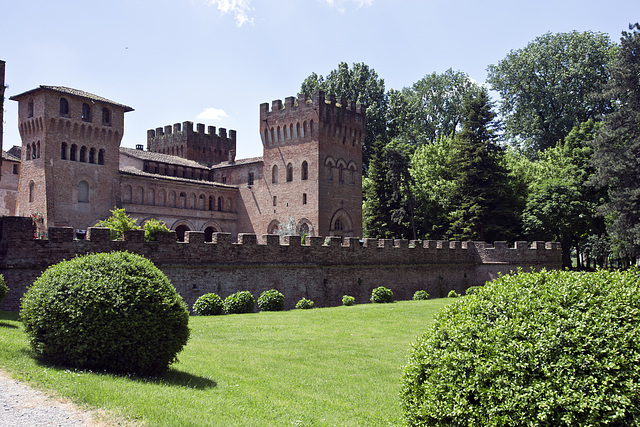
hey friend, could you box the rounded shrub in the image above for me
[20,252,189,376]
[193,293,224,316]
[447,289,459,298]
[371,286,393,303]
[401,269,640,426]
[342,295,355,306]
[257,289,285,312]
[412,290,429,300]
[224,291,255,314]
[296,298,314,309]
[465,285,481,295]
[0,274,8,305]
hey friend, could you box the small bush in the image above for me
[447,289,459,298]
[342,295,355,306]
[257,289,285,312]
[371,286,393,303]
[465,285,481,295]
[224,291,255,314]
[193,293,224,316]
[20,252,189,376]
[94,208,141,240]
[0,274,8,304]
[412,290,429,300]
[143,218,171,241]
[296,298,314,309]
[401,269,640,426]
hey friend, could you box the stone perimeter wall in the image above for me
[0,216,562,311]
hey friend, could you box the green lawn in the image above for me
[0,298,451,426]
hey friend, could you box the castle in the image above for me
[4,77,364,240]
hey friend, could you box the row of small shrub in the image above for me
[193,289,310,315]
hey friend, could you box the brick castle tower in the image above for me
[10,86,133,230]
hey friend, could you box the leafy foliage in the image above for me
[94,208,141,240]
[295,298,314,310]
[371,286,394,304]
[342,295,355,306]
[412,290,429,301]
[0,274,8,304]
[447,290,459,298]
[193,293,225,316]
[143,218,171,241]
[20,252,190,376]
[257,289,285,312]
[487,30,614,155]
[224,291,255,314]
[401,269,640,426]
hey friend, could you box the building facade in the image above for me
[7,86,365,240]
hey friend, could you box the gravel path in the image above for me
[0,370,107,426]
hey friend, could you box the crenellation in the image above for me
[123,229,145,243]
[264,234,280,246]
[185,231,205,244]
[197,123,205,134]
[164,125,172,135]
[212,232,232,245]
[48,226,74,243]
[326,236,342,247]
[379,239,394,249]
[308,236,324,247]
[394,239,409,249]
[87,227,111,242]
[238,233,257,245]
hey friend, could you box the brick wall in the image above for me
[0,216,562,312]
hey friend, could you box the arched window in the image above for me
[296,122,300,139]
[123,185,132,203]
[199,194,205,210]
[79,146,87,162]
[137,187,144,204]
[98,149,105,165]
[286,163,293,182]
[28,181,35,203]
[349,164,357,185]
[179,192,186,208]
[59,98,69,116]
[102,108,111,125]
[248,172,254,186]
[36,141,40,158]
[204,226,218,242]
[89,148,96,164]
[217,196,224,211]
[82,103,91,122]
[301,161,308,180]
[325,157,335,181]
[334,218,344,231]
[310,120,314,135]
[189,193,196,209]
[61,142,67,160]
[28,99,34,118]
[299,223,309,236]
[78,181,89,203]
[272,165,278,184]
[70,144,77,161]
[209,196,214,211]
[26,144,31,160]
[175,225,190,242]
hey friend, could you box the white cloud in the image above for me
[323,0,373,12]
[206,0,254,27]
[197,107,229,121]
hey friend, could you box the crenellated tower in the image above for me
[9,86,133,230]
[258,91,365,237]
[146,121,236,165]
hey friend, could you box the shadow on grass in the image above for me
[0,311,20,329]
[0,321,18,329]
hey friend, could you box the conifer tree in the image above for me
[447,89,519,242]
[363,139,394,238]
[590,23,640,260]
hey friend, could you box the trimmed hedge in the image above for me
[371,286,393,304]
[0,274,7,305]
[193,293,225,316]
[412,290,429,300]
[257,289,285,312]
[342,295,355,306]
[401,269,640,426]
[20,252,189,376]
[447,289,459,298]
[296,298,314,309]
[224,291,255,314]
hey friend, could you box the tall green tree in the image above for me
[590,23,640,260]
[362,139,393,238]
[487,31,615,155]
[447,89,520,242]
[300,62,387,172]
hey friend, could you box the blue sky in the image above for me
[1,0,638,159]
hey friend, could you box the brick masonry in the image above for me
[0,217,562,312]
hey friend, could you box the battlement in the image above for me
[260,91,366,117]
[147,121,236,142]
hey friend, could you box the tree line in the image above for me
[300,23,640,269]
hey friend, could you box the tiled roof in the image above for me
[120,147,211,168]
[118,165,237,189]
[2,150,20,162]
[212,156,263,169]
[10,86,134,112]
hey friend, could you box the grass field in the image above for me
[0,298,452,426]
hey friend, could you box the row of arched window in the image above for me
[143,161,214,182]
[271,161,308,184]
[25,142,40,160]
[51,98,111,126]
[61,143,105,165]
[122,185,233,212]
[325,157,358,185]
[263,121,314,146]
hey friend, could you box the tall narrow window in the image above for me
[98,149,104,165]
[102,108,111,125]
[303,193,307,205]
[36,142,40,158]
[28,181,35,203]
[70,144,77,161]
[248,172,254,186]
[89,148,95,164]
[82,103,91,122]
[218,196,223,211]
[273,196,277,206]
[59,98,69,116]
[78,181,89,203]
[301,161,308,180]
[79,146,87,162]
[286,163,293,182]
[272,165,278,184]
[209,196,214,211]
[61,142,67,160]
[28,99,34,118]
[26,144,32,160]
